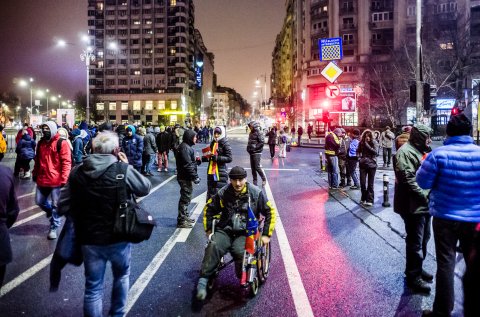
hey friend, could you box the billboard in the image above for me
[30,115,43,128]
[308,84,356,113]
[56,109,75,128]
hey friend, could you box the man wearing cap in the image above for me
[417,114,480,317]
[32,121,72,239]
[195,166,276,300]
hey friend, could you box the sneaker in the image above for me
[177,221,193,229]
[360,200,366,204]
[22,171,31,179]
[157,168,162,172]
[196,277,209,301]
[350,185,359,190]
[406,277,431,294]
[47,229,58,240]
[421,270,434,282]
[185,217,195,223]
[329,186,339,190]
[164,168,168,172]
[364,202,373,207]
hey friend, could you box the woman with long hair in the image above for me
[357,129,379,206]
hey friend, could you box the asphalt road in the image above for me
[0,128,466,317]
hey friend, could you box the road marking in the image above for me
[264,180,314,317]
[241,167,300,172]
[18,191,35,199]
[19,205,38,214]
[12,212,44,228]
[126,192,207,314]
[138,175,176,202]
[0,254,53,298]
[177,192,207,242]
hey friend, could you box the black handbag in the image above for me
[113,162,156,243]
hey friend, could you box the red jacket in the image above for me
[32,134,72,187]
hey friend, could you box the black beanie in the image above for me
[228,166,247,180]
[446,114,472,137]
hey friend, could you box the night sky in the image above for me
[0,0,285,104]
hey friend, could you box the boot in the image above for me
[421,270,434,282]
[196,277,208,301]
[406,276,431,294]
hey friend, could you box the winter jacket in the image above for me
[267,130,277,145]
[380,129,395,148]
[156,131,172,153]
[72,136,84,164]
[0,166,19,265]
[416,135,480,223]
[357,135,379,169]
[324,132,340,156]
[203,182,276,237]
[15,128,34,144]
[206,126,232,197]
[121,126,144,168]
[57,154,151,245]
[33,122,73,188]
[338,137,351,159]
[16,134,36,160]
[143,132,157,155]
[393,125,432,215]
[348,138,360,158]
[297,127,303,136]
[175,129,199,181]
[246,121,265,155]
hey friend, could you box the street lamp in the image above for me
[80,46,95,123]
[18,77,34,122]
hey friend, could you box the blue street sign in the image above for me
[319,37,343,61]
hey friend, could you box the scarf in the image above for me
[207,141,220,181]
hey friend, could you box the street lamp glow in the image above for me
[57,39,67,47]
[108,42,118,50]
[36,90,45,98]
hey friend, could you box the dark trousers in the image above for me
[200,229,246,279]
[0,153,4,162]
[0,264,6,289]
[249,154,266,185]
[346,157,359,187]
[432,218,477,316]
[338,157,350,185]
[359,167,376,203]
[383,147,392,166]
[14,157,31,175]
[400,213,431,280]
[268,144,275,158]
[464,226,480,317]
[177,179,193,222]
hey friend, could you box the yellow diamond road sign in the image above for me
[321,62,343,83]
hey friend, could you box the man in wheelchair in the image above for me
[196,166,276,301]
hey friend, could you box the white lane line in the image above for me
[12,212,44,228]
[177,192,207,242]
[264,180,314,317]
[241,167,300,171]
[19,205,38,214]
[126,192,207,314]
[138,175,176,202]
[18,191,35,199]
[0,254,53,298]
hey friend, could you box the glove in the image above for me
[211,155,217,162]
[193,177,201,184]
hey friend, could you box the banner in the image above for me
[56,109,75,128]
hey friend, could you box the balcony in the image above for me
[341,23,356,30]
[371,4,394,12]
[311,12,328,20]
[369,21,394,29]
[339,7,356,15]
[370,39,393,46]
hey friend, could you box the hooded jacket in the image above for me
[206,126,232,196]
[0,166,19,265]
[416,134,480,222]
[175,129,199,181]
[121,125,144,168]
[16,133,36,160]
[71,129,84,164]
[325,129,341,156]
[57,154,151,245]
[32,121,72,187]
[393,124,431,215]
[246,121,265,154]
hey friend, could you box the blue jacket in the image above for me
[16,134,36,160]
[122,129,144,168]
[416,135,480,222]
[72,136,84,164]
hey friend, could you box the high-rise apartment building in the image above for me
[273,0,474,132]
[87,0,212,125]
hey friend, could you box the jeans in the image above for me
[177,179,193,222]
[359,166,376,203]
[338,157,350,185]
[157,151,168,169]
[278,143,287,158]
[400,213,431,280]
[200,230,246,279]
[143,153,155,174]
[346,157,359,187]
[382,147,392,166]
[249,154,266,185]
[326,155,339,188]
[36,186,61,230]
[82,242,131,317]
[268,144,275,158]
[432,218,477,316]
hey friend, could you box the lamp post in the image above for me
[18,78,34,122]
[80,47,95,123]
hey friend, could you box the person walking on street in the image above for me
[290,126,296,140]
[57,131,151,317]
[325,128,341,189]
[246,121,266,187]
[395,126,412,151]
[15,130,36,178]
[32,121,72,240]
[156,125,171,172]
[175,129,201,228]
[338,128,351,187]
[357,130,378,206]
[380,126,395,167]
[266,127,277,159]
[205,126,232,201]
[0,165,19,290]
[195,166,276,301]
[346,129,361,189]
[278,130,288,158]
[307,124,313,140]
[297,126,303,146]
[416,114,480,317]
[393,124,433,294]
[142,127,157,176]
[121,125,144,172]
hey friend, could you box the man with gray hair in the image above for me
[58,131,151,317]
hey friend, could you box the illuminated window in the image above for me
[158,100,165,109]
[170,115,177,122]
[109,102,116,110]
[170,0,176,6]
[133,101,141,110]
[121,102,129,110]
[170,101,177,110]
[96,103,104,110]
[440,42,454,50]
[170,48,176,55]
[133,20,141,25]
[145,101,153,110]
[98,61,104,68]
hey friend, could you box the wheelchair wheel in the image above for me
[249,276,259,297]
[257,241,271,283]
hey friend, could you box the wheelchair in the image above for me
[206,219,272,297]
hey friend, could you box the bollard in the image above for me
[382,174,391,207]
[319,152,325,171]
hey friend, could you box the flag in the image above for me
[244,205,259,255]
[207,142,219,181]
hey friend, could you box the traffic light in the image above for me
[409,83,436,111]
